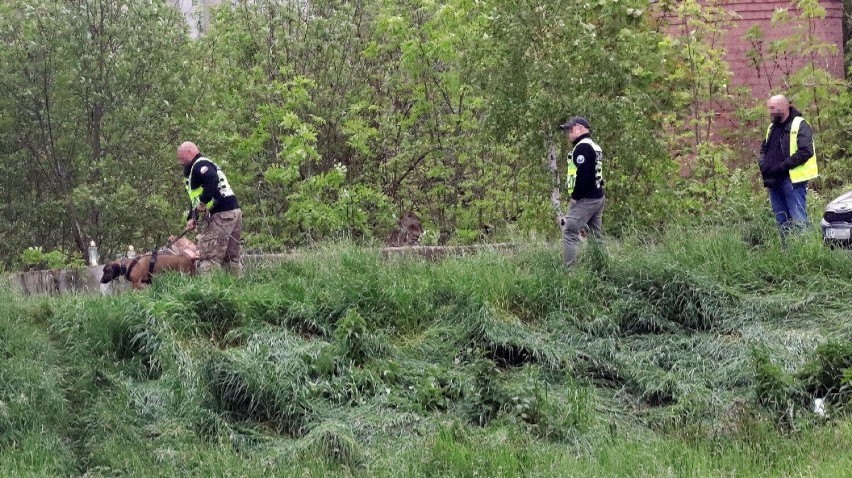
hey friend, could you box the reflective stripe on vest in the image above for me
[185,157,235,210]
[764,117,818,183]
[566,138,603,194]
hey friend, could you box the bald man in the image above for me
[758,95,819,231]
[178,141,243,275]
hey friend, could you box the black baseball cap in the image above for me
[559,116,591,131]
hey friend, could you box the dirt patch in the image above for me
[386,212,423,247]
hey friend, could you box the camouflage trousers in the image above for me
[197,208,243,275]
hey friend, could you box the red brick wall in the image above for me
[659,0,845,100]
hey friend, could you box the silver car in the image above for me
[821,190,852,247]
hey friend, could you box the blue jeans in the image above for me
[767,178,808,229]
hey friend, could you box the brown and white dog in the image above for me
[100,252,196,290]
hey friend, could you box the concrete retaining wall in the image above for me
[7,243,516,296]
[7,265,129,296]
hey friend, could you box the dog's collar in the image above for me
[116,258,128,279]
[144,250,159,284]
[124,257,140,282]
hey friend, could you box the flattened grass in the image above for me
[2,224,852,476]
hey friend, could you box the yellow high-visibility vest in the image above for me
[185,157,235,210]
[566,138,603,194]
[764,117,818,183]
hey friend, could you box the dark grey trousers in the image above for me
[561,197,605,267]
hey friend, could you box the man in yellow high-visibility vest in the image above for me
[177,141,243,275]
[558,116,605,267]
[758,95,818,231]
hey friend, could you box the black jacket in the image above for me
[759,107,814,187]
[570,133,605,200]
[184,154,239,219]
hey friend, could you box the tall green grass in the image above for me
[2,224,852,476]
[0,296,75,475]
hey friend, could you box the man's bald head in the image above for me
[767,95,791,124]
[177,141,200,166]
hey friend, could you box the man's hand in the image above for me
[766,162,789,177]
[196,202,207,213]
[186,219,196,231]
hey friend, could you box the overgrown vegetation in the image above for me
[2,0,852,470]
[2,226,852,475]
[2,0,852,267]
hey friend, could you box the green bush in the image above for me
[18,247,84,272]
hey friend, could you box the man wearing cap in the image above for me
[558,117,605,267]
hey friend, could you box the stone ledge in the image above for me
[7,243,517,296]
[6,265,127,296]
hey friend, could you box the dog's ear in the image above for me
[100,264,112,283]
[100,265,111,283]
[100,263,119,283]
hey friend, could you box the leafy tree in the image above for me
[476,0,681,232]
[0,0,191,264]
[2,0,849,266]
[185,1,395,248]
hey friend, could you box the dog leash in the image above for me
[163,227,192,251]
[156,215,243,264]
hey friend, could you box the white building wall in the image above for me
[168,0,224,38]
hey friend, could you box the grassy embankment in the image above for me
[2,224,852,476]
